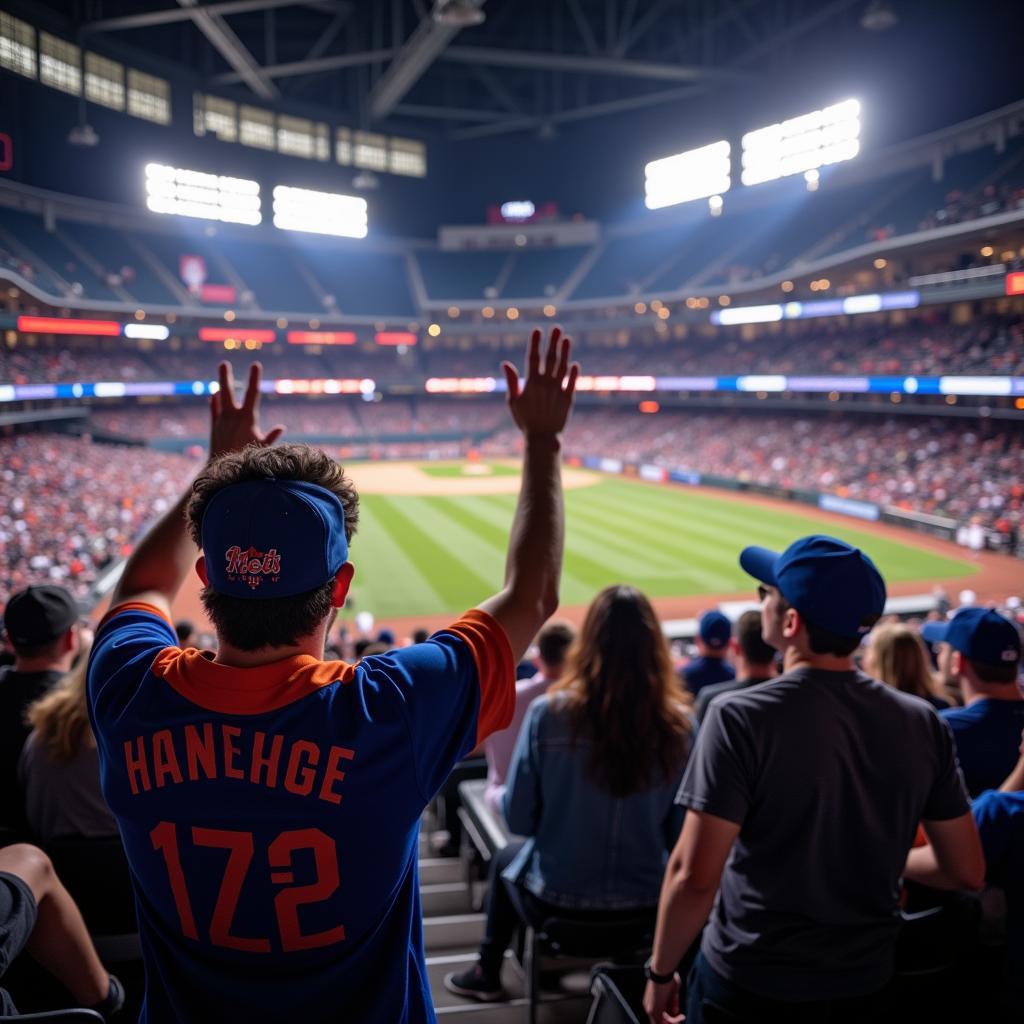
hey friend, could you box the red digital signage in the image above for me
[17,316,121,336]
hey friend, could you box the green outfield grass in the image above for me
[347,468,977,621]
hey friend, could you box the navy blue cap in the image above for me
[201,478,348,599]
[740,534,886,638]
[921,608,1022,665]
[698,610,731,649]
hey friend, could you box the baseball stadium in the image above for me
[0,1,1023,1021]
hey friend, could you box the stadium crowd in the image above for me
[2,405,1021,607]
[0,436,199,602]
[2,312,1023,384]
[0,344,1022,1024]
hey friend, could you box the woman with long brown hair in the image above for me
[863,622,950,710]
[18,631,118,842]
[446,585,694,1002]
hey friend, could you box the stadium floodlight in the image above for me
[741,99,861,187]
[272,186,368,238]
[645,140,731,211]
[145,163,261,225]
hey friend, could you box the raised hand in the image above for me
[208,361,285,460]
[501,327,579,438]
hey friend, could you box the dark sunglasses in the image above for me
[757,585,770,602]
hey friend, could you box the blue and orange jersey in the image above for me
[87,602,514,1023]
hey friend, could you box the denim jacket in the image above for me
[501,692,693,910]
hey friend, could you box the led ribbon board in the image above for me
[741,99,860,187]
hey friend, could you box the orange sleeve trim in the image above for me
[98,600,175,632]
[442,609,516,747]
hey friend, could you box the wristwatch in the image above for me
[643,956,676,985]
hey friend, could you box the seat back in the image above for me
[538,913,654,959]
[587,964,645,1024]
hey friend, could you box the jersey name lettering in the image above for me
[123,725,354,803]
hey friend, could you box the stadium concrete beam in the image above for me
[212,48,394,84]
[176,0,279,99]
[730,0,863,66]
[392,103,513,122]
[470,66,525,114]
[449,83,703,140]
[84,0,347,33]
[440,47,757,85]
[366,1,487,122]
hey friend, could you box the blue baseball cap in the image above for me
[920,608,1022,665]
[698,610,731,649]
[201,478,348,599]
[740,535,886,638]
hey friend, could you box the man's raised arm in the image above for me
[106,362,284,620]
[478,327,579,661]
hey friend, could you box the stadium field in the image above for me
[341,460,978,624]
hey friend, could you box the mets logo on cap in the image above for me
[201,477,348,600]
[223,545,282,590]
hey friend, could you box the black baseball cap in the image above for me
[3,585,80,648]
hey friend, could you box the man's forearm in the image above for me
[505,434,564,613]
[649,870,717,976]
[111,482,196,607]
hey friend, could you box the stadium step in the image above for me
[419,857,466,886]
[421,881,474,916]
[423,912,486,952]
[428,952,591,1020]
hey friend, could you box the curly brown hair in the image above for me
[186,444,360,652]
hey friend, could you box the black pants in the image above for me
[685,952,886,1024]
[477,842,653,979]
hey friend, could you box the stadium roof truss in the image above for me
[60,0,869,138]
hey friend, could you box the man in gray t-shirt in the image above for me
[643,535,984,1024]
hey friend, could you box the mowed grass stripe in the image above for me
[593,480,800,551]
[352,494,447,618]
[564,492,726,582]
[449,493,634,600]
[445,496,598,606]
[361,496,494,610]
[597,479,975,582]
[568,487,748,589]
[400,496,508,588]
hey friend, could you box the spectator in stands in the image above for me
[173,620,195,646]
[19,628,118,844]
[483,620,575,817]
[86,331,579,1023]
[907,727,1024,1021]
[446,585,694,1003]
[412,628,429,645]
[644,536,983,1024]
[681,610,735,696]
[972,731,1024,1020]
[0,842,124,1018]
[923,608,1024,797]
[694,610,776,722]
[0,585,82,831]
[864,621,950,710]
